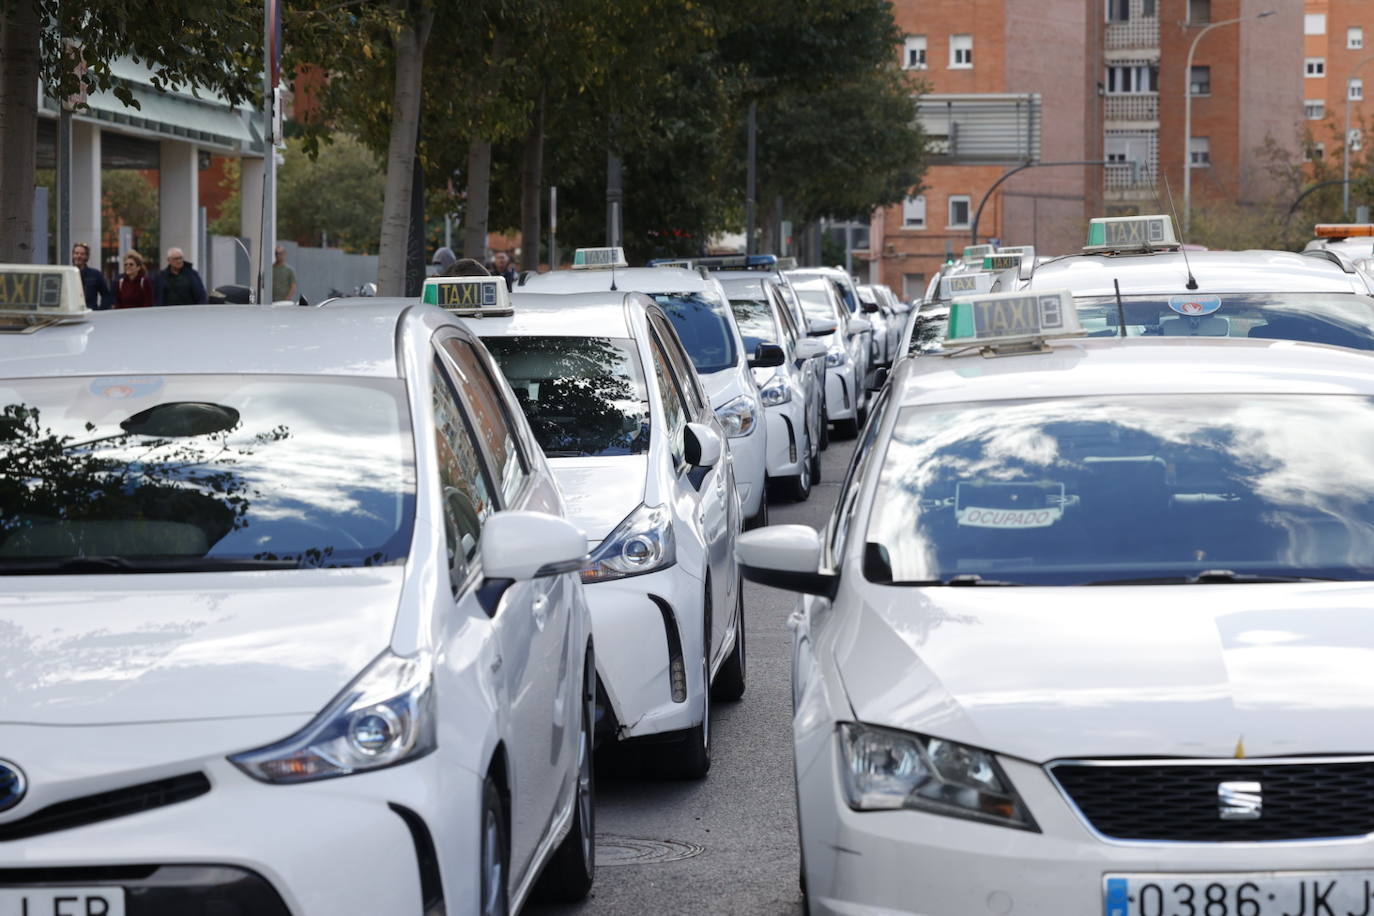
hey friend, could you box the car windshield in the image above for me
[1073,293,1374,350]
[906,309,949,356]
[0,375,416,571]
[865,394,1374,586]
[794,285,838,323]
[652,292,739,373]
[729,298,780,354]
[482,336,650,458]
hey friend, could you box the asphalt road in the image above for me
[530,434,857,916]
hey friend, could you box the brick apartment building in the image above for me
[1302,0,1374,193]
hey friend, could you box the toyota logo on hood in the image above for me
[0,761,27,813]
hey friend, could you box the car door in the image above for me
[431,340,569,886]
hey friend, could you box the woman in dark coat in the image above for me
[115,250,155,309]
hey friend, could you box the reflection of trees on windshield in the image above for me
[484,336,651,458]
[730,299,779,352]
[909,313,948,355]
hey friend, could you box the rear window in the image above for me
[865,394,1374,585]
[1074,293,1374,350]
[653,292,739,374]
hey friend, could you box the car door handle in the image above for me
[532,593,550,630]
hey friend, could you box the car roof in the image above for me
[519,265,713,295]
[0,302,420,379]
[1023,250,1364,296]
[467,291,645,338]
[892,336,1374,409]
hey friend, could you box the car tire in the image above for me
[659,588,711,779]
[779,432,812,502]
[818,403,830,451]
[533,645,596,902]
[744,491,769,530]
[480,776,510,916]
[809,431,823,484]
[711,575,746,701]
[833,416,859,439]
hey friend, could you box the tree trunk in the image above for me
[462,139,491,260]
[519,86,545,271]
[0,1,41,263]
[376,1,434,296]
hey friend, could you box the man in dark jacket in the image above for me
[71,243,111,309]
[155,247,208,306]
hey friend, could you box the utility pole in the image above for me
[606,149,623,248]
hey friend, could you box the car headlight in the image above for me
[715,394,758,438]
[758,374,791,407]
[838,723,1037,831]
[229,650,435,783]
[581,503,675,583]
[825,346,848,367]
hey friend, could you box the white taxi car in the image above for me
[521,249,771,529]
[0,267,595,916]
[740,290,1374,916]
[789,266,875,389]
[439,274,743,779]
[790,276,871,438]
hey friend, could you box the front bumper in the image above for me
[726,422,766,518]
[763,400,807,479]
[824,365,858,422]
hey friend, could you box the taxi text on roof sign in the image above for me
[571,247,629,270]
[945,289,1082,348]
[0,264,88,331]
[981,253,1025,272]
[421,275,514,316]
[1084,215,1180,253]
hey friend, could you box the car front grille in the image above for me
[1049,758,1374,842]
[0,772,210,841]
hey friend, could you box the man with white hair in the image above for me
[154,247,207,306]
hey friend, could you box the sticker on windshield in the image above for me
[954,480,1066,529]
[1168,295,1222,317]
[90,376,164,399]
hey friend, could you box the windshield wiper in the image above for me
[1085,569,1346,586]
[0,556,303,575]
[889,574,1024,587]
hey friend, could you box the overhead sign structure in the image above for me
[1084,215,1180,253]
[421,276,514,317]
[945,289,1081,348]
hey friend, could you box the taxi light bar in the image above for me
[0,264,88,330]
[650,259,694,269]
[572,247,629,270]
[646,253,788,272]
[1084,215,1180,253]
[995,245,1035,260]
[981,253,1026,272]
[962,244,994,262]
[938,271,995,300]
[945,289,1081,349]
[421,276,513,316]
[1315,224,1374,239]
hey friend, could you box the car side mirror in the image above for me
[794,338,826,361]
[807,317,838,337]
[736,525,837,597]
[847,318,873,336]
[862,301,880,314]
[480,511,587,581]
[749,343,786,369]
[684,422,722,469]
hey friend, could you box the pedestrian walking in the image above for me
[71,242,111,310]
[272,246,298,303]
[155,248,208,306]
[489,250,517,291]
[432,246,457,274]
[114,250,155,309]
[444,258,490,277]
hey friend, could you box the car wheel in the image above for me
[744,491,768,530]
[659,588,711,779]
[818,403,830,450]
[833,416,859,439]
[533,645,596,902]
[711,575,746,701]
[480,776,510,916]
[780,432,812,502]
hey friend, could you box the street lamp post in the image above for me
[1182,10,1275,240]
[1344,54,1374,216]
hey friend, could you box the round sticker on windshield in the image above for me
[1168,295,1222,316]
[90,376,164,399]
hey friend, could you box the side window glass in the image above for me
[440,338,529,504]
[653,317,707,415]
[830,388,890,566]
[647,335,687,463]
[771,287,799,349]
[431,357,496,584]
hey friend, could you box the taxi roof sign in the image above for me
[962,244,995,262]
[572,247,629,270]
[1315,224,1374,239]
[938,271,995,300]
[995,245,1035,259]
[421,275,513,316]
[945,289,1082,350]
[1084,215,1180,253]
[981,253,1027,272]
[0,264,88,331]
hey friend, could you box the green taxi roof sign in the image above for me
[421,275,513,316]
[981,253,1027,272]
[962,244,994,262]
[945,289,1081,350]
[1084,215,1180,253]
[938,271,995,300]
[571,247,629,270]
[0,264,88,331]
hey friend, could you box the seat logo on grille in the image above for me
[1218,780,1262,820]
[0,761,26,813]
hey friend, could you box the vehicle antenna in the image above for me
[1161,173,1199,290]
[609,265,618,292]
[1113,278,1127,339]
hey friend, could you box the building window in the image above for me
[1106,0,1129,21]
[903,35,927,70]
[1190,66,1210,96]
[1141,0,1156,16]
[1306,99,1326,120]
[1106,63,1159,94]
[950,34,973,69]
[1188,0,1210,24]
[902,194,926,229]
[947,195,971,228]
[1350,27,1364,50]
[1190,137,1210,168]
[1305,13,1326,35]
[1308,142,1325,162]
[1306,58,1326,78]
[1352,78,1364,101]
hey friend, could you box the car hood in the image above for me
[835,582,1374,762]
[701,367,751,409]
[0,568,404,726]
[551,455,647,544]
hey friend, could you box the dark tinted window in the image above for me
[907,309,949,356]
[729,298,780,354]
[483,336,650,458]
[653,292,739,373]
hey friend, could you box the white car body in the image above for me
[0,301,594,915]
[459,292,743,767]
[520,266,768,526]
[789,276,870,436]
[789,267,874,390]
[741,335,1374,916]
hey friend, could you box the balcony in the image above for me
[1106,12,1159,52]
[1105,93,1158,124]
[1105,161,1155,192]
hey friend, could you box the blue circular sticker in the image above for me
[1168,295,1222,316]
